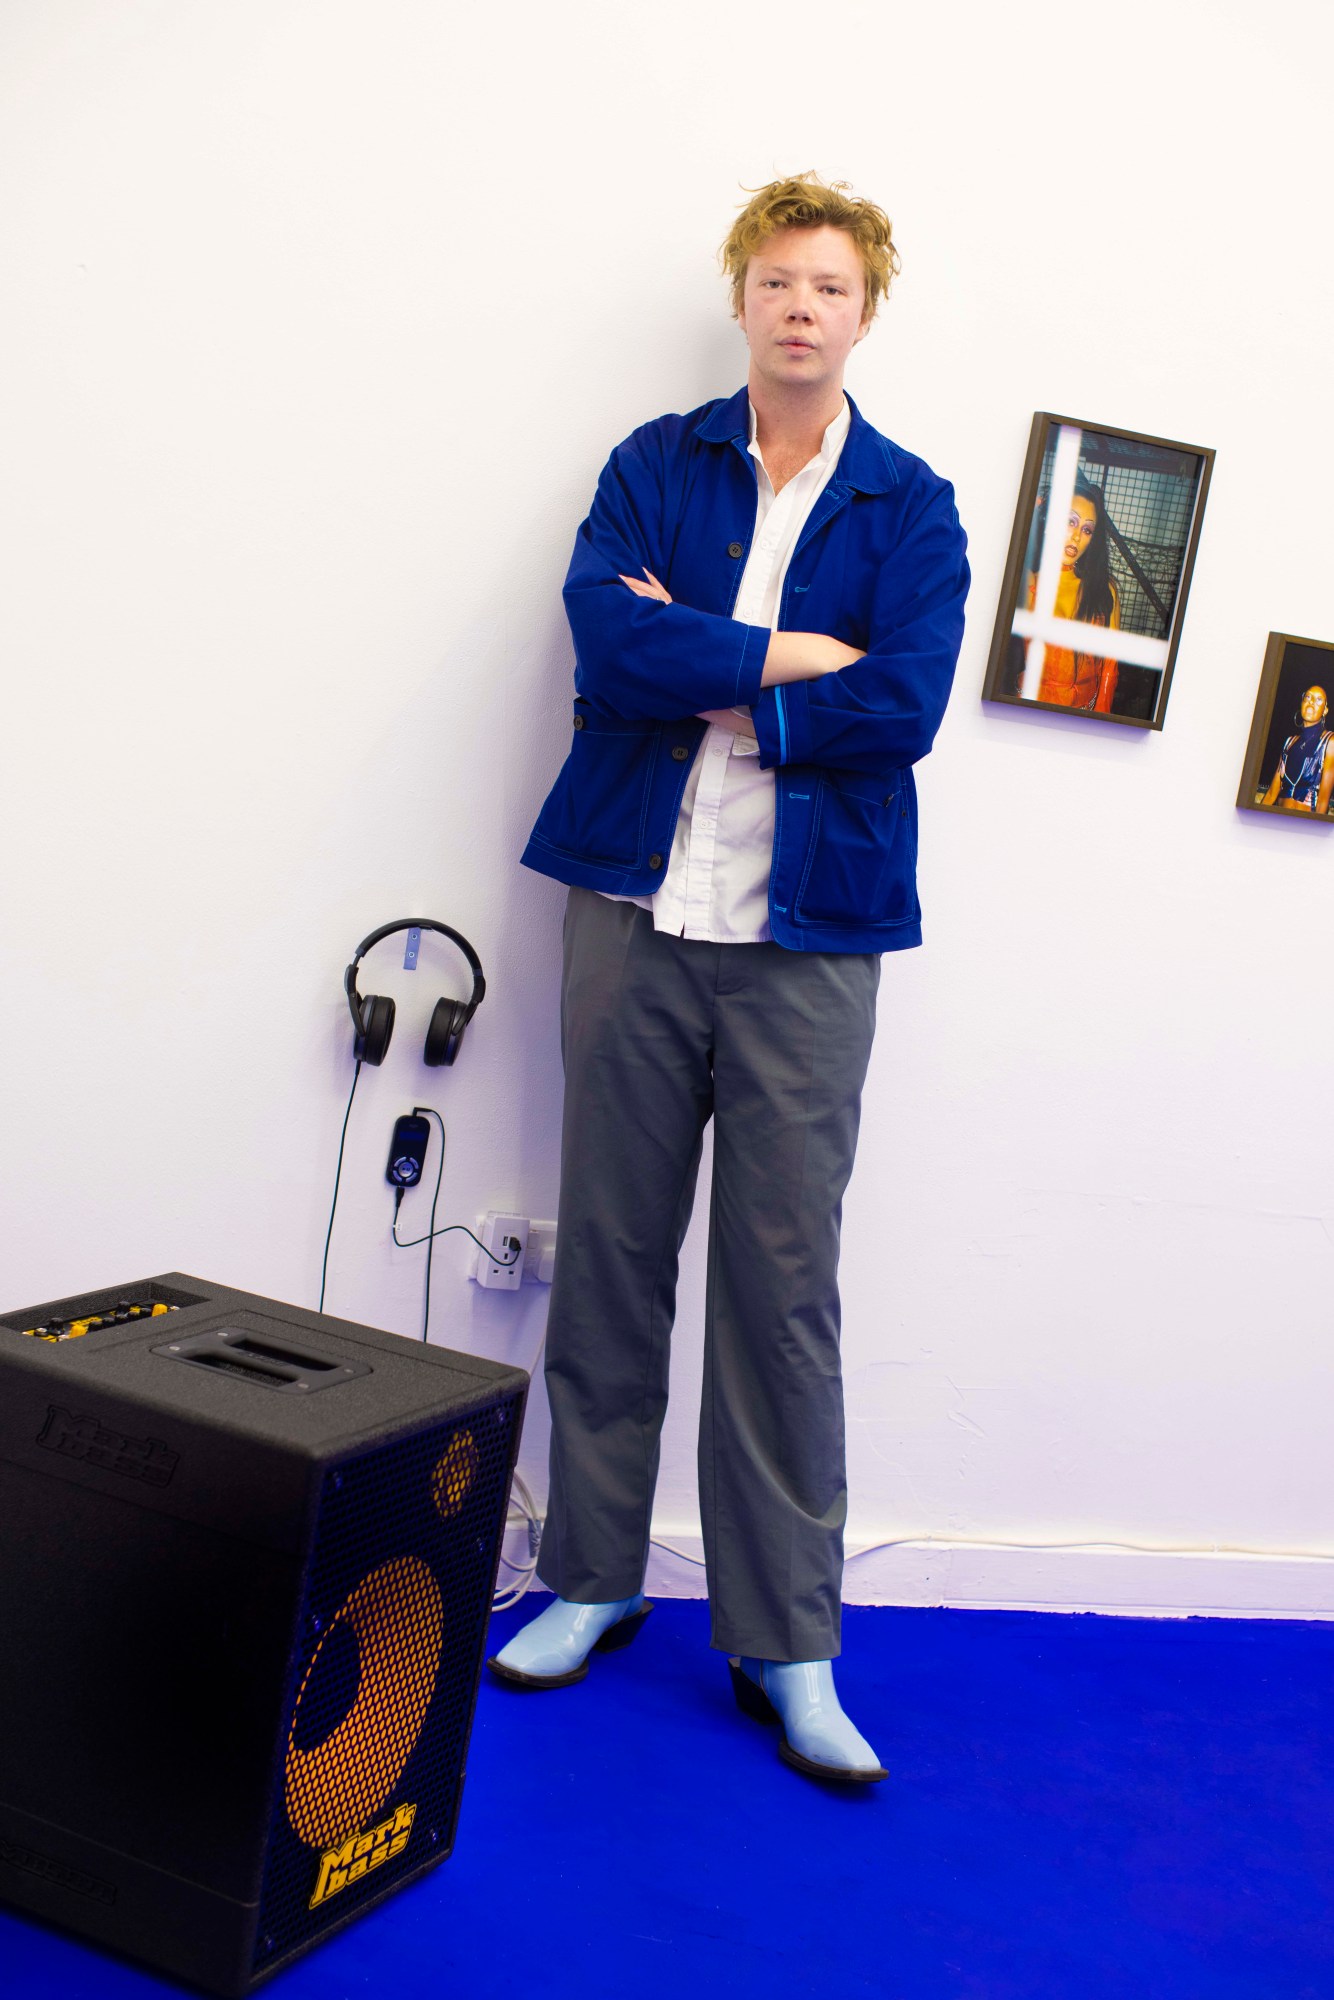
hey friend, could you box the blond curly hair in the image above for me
[720,172,900,324]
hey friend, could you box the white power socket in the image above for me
[468,1215,557,1289]
[473,1213,528,1291]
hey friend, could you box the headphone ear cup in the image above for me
[424,998,470,1068]
[357,994,396,1066]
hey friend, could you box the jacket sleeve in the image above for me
[562,429,771,721]
[749,481,970,776]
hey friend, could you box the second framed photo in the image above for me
[1236,633,1334,820]
[983,414,1214,730]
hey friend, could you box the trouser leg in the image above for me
[537,889,714,1602]
[699,944,880,1662]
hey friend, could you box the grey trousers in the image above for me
[536,887,880,1661]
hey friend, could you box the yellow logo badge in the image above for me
[309,1802,416,1910]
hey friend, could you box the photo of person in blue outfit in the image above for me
[1261,684,1334,813]
[489,173,970,1784]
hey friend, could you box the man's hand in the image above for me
[619,568,673,605]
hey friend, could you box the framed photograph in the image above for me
[1236,633,1334,820]
[982,413,1214,730]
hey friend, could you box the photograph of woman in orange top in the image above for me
[1025,476,1122,711]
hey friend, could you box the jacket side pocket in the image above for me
[794,768,919,928]
[538,706,661,868]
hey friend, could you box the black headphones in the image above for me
[343,918,486,1068]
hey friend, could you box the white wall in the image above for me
[4,0,1332,1618]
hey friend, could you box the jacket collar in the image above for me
[693,384,899,492]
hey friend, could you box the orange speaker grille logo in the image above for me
[285,1555,444,1854]
[309,1802,417,1911]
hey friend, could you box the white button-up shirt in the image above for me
[605,396,851,943]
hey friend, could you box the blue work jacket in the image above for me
[521,385,969,953]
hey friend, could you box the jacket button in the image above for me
[649,853,663,869]
[727,541,743,559]
[572,715,584,730]
[671,744,688,761]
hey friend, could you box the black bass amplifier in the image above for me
[0,1272,527,1996]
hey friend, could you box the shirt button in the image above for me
[671,744,688,761]
[727,541,743,559]
[572,714,584,729]
[649,853,663,869]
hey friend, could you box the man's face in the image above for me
[1302,685,1328,725]
[738,225,869,397]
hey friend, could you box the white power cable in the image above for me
[642,1530,1334,1569]
[490,1329,550,1614]
[492,1468,544,1613]
[649,1536,707,1567]
[841,1532,1334,1564]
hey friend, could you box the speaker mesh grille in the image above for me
[253,1390,521,1969]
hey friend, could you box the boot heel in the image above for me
[728,1658,779,1725]
[593,1602,653,1653]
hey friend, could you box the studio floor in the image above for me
[3,1598,1330,2000]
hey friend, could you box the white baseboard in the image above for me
[641,1527,1334,1621]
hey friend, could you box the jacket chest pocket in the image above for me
[543,708,661,867]
[794,769,918,927]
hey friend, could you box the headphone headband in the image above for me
[344,917,487,1046]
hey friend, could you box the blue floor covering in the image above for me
[3,1597,1331,2000]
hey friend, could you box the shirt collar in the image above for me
[694,385,899,491]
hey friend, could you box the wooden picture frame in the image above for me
[1236,632,1334,821]
[982,413,1215,731]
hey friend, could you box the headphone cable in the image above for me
[394,1106,446,1343]
[391,1106,519,1341]
[318,1060,363,1313]
[420,1106,442,1343]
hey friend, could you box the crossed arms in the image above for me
[562,431,970,776]
[619,566,863,738]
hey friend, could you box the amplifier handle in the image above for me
[152,1326,369,1394]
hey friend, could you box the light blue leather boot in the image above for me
[486,1594,652,1689]
[729,1657,888,1783]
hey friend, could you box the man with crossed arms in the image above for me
[490,173,969,1784]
